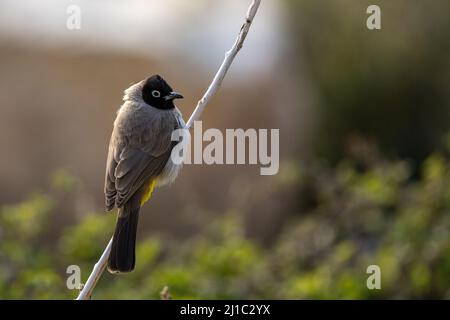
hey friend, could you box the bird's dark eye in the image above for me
[152,90,161,98]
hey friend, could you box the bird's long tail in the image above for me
[107,198,140,274]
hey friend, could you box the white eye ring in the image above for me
[151,90,161,98]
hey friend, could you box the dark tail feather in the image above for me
[108,202,140,274]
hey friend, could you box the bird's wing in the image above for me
[104,111,181,211]
[105,141,118,211]
[113,145,173,208]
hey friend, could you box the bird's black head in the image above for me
[142,74,183,110]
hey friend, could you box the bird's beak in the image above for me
[164,91,184,101]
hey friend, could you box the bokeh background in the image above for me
[0,0,449,299]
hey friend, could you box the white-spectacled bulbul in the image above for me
[104,75,185,273]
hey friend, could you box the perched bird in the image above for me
[104,75,185,273]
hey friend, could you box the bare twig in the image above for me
[160,286,172,300]
[76,238,112,300]
[76,0,261,300]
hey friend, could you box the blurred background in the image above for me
[0,0,449,299]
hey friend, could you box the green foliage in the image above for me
[50,169,79,192]
[1,152,450,299]
[1,193,52,241]
[60,214,114,261]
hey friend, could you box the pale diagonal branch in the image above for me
[76,0,261,300]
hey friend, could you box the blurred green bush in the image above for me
[1,149,449,299]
